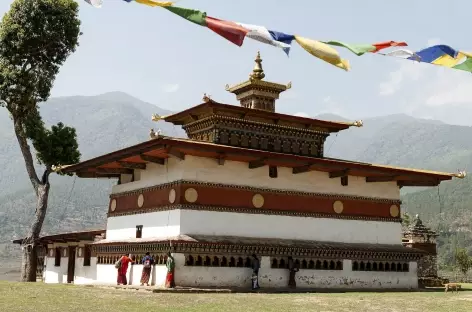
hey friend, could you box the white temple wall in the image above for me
[111,156,400,200]
[106,209,401,244]
[106,210,181,240]
[43,256,68,284]
[128,264,167,287]
[74,257,98,285]
[175,255,419,289]
[179,210,402,245]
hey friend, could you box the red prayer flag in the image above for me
[206,16,249,47]
[372,41,407,53]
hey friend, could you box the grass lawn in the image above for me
[1,282,472,312]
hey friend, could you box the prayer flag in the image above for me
[452,52,472,73]
[323,41,407,56]
[206,17,249,47]
[165,6,207,26]
[135,0,174,7]
[84,0,103,8]
[409,45,458,65]
[295,36,350,71]
[235,23,294,55]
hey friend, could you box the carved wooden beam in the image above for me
[248,158,267,169]
[118,161,146,170]
[167,148,185,160]
[95,168,133,175]
[76,171,120,178]
[140,154,165,165]
[292,164,312,174]
[329,169,349,179]
[397,180,439,187]
[366,176,397,183]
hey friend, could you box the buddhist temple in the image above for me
[14,52,465,289]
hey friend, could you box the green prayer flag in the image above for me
[165,6,207,26]
[323,41,375,56]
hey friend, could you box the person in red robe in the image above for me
[117,253,134,285]
[165,252,175,288]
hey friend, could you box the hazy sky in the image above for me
[1,0,472,125]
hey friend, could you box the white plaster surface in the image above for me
[111,156,400,200]
[106,210,181,240]
[74,257,98,285]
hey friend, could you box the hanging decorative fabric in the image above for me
[324,41,407,56]
[234,23,294,55]
[123,0,174,7]
[84,0,103,8]
[295,36,350,71]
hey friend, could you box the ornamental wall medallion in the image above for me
[333,201,344,214]
[185,188,198,203]
[169,189,176,204]
[390,205,400,217]
[110,199,117,212]
[137,194,145,208]
[252,194,265,208]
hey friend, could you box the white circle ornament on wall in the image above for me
[169,189,176,204]
[184,188,198,203]
[252,194,265,208]
[110,199,117,212]
[333,201,344,214]
[390,205,400,217]
[137,194,145,208]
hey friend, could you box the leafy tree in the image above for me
[402,212,412,228]
[454,248,472,276]
[0,0,81,282]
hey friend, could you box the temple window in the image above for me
[372,262,378,271]
[352,261,359,271]
[196,256,203,266]
[295,259,301,269]
[359,262,365,271]
[212,256,220,267]
[379,262,384,271]
[336,261,343,270]
[204,256,211,266]
[301,259,308,269]
[236,257,244,267]
[221,257,228,267]
[323,260,329,270]
[308,260,315,269]
[397,263,402,272]
[54,248,61,267]
[366,262,372,271]
[391,262,396,272]
[229,257,236,267]
[279,259,286,268]
[135,225,143,239]
[271,258,278,268]
[186,255,194,266]
[83,246,92,266]
[341,176,348,186]
[385,263,390,271]
[403,263,409,272]
[269,166,278,178]
[329,261,335,270]
[244,257,252,268]
[315,260,322,270]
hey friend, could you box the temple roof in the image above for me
[12,229,105,245]
[58,136,462,187]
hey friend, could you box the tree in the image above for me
[454,248,472,276]
[401,212,412,228]
[0,0,81,282]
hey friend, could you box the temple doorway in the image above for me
[67,247,76,283]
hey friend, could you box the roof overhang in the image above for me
[58,136,461,187]
[12,229,105,245]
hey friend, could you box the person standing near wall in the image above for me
[251,254,260,290]
[140,252,154,286]
[288,256,299,288]
[116,253,134,286]
[165,252,175,288]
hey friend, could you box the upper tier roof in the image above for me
[59,136,463,187]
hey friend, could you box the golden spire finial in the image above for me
[249,51,265,81]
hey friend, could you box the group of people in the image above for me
[115,252,175,288]
[116,252,298,290]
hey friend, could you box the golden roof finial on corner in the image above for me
[454,170,467,179]
[249,51,265,81]
[151,114,167,122]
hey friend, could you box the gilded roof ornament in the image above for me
[152,113,167,122]
[149,128,161,140]
[249,51,265,81]
[351,120,364,127]
[454,170,467,179]
[202,93,211,103]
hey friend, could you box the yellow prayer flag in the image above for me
[295,36,350,71]
[135,0,174,7]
